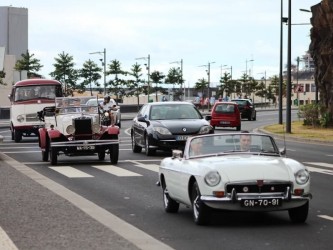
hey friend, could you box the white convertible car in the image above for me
[158,133,312,225]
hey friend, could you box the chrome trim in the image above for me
[50,139,119,147]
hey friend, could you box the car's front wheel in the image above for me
[288,201,309,223]
[109,144,119,164]
[191,181,210,225]
[145,135,155,156]
[98,151,105,160]
[163,184,179,213]
[14,129,22,143]
[50,147,57,165]
[131,134,142,153]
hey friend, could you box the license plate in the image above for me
[77,145,95,150]
[176,135,188,141]
[220,121,230,125]
[241,198,282,207]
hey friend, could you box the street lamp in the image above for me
[221,65,233,79]
[89,48,106,95]
[135,54,150,103]
[258,71,267,107]
[279,0,287,124]
[199,61,216,110]
[170,59,184,100]
[286,0,292,133]
[245,59,254,76]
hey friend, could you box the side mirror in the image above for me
[279,147,286,155]
[205,115,212,121]
[172,150,183,159]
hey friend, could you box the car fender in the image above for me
[47,129,62,139]
[107,125,120,135]
[39,127,48,149]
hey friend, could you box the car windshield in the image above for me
[55,97,98,114]
[188,134,279,157]
[150,104,201,120]
[14,85,61,101]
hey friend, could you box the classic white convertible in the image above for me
[37,97,120,165]
[158,133,312,225]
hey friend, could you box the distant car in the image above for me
[231,98,256,121]
[37,97,120,165]
[86,98,121,128]
[210,101,241,130]
[158,133,312,225]
[131,101,213,156]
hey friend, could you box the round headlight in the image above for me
[17,115,24,123]
[104,112,109,117]
[92,124,100,133]
[66,125,75,134]
[199,126,211,134]
[295,169,310,185]
[204,171,221,186]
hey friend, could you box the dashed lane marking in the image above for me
[318,215,333,221]
[306,166,333,176]
[304,162,333,169]
[49,166,94,178]
[92,165,142,177]
[0,226,18,250]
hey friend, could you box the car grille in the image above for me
[226,182,292,194]
[74,117,92,134]
[26,113,39,122]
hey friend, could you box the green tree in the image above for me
[79,59,102,96]
[107,59,127,102]
[0,70,6,85]
[50,51,78,96]
[150,70,165,102]
[165,67,183,100]
[218,72,232,99]
[194,78,208,98]
[127,63,143,109]
[14,50,43,78]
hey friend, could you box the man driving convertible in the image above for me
[99,95,117,125]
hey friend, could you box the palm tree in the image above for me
[150,70,165,102]
[80,59,102,96]
[14,50,43,78]
[107,59,127,102]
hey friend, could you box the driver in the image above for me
[99,95,117,125]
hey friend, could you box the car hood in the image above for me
[196,155,294,181]
[154,119,210,133]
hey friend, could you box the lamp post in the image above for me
[170,59,184,100]
[286,0,292,133]
[221,65,233,79]
[245,59,254,76]
[135,54,150,103]
[199,61,215,110]
[258,71,267,107]
[89,48,106,95]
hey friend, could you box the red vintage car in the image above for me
[37,97,120,165]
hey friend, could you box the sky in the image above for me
[2,0,320,87]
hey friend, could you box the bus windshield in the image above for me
[14,85,63,102]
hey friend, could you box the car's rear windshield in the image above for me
[214,104,236,113]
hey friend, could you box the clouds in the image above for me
[3,0,318,85]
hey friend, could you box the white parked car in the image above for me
[158,133,312,225]
[37,97,120,165]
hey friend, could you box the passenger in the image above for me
[190,137,203,156]
[239,131,251,151]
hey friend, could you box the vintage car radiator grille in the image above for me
[226,183,292,193]
[74,117,92,134]
[26,113,39,122]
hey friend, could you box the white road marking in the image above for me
[127,160,159,173]
[1,150,41,153]
[0,146,39,149]
[304,162,333,169]
[0,226,18,250]
[306,166,333,176]
[92,165,142,176]
[49,166,94,178]
[0,152,174,250]
[318,215,333,221]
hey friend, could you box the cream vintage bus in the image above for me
[8,79,63,142]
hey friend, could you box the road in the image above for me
[0,110,333,250]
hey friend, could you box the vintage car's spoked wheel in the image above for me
[109,144,119,164]
[163,184,179,213]
[191,181,210,225]
[131,134,142,153]
[98,151,105,160]
[288,201,309,223]
[145,135,155,156]
[50,147,58,165]
[14,129,22,143]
